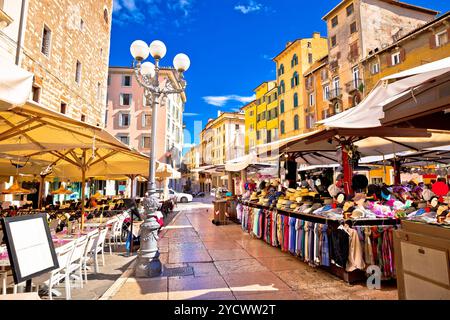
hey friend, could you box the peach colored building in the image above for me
[106,66,186,194]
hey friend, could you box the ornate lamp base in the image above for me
[134,195,163,278]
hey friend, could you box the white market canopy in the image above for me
[256,57,450,162]
[224,153,277,172]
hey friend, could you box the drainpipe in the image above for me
[15,0,27,66]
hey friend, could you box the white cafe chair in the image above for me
[65,236,88,289]
[81,229,99,283]
[34,241,76,300]
[92,228,108,273]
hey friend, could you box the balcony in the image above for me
[0,9,13,30]
[345,79,363,93]
[327,87,342,101]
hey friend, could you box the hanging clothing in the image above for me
[272,212,278,247]
[283,215,290,252]
[289,217,297,254]
[345,225,366,272]
[308,222,315,264]
[295,219,302,257]
[314,223,321,265]
[331,228,349,268]
[320,224,330,267]
[277,214,283,248]
[363,227,375,266]
[304,222,310,262]
[381,227,395,279]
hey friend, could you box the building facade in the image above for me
[362,11,450,93]
[323,0,437,113]
[303,55,330,126]
[106,67,186,168]
[274,32,329,139]
[18,0,113,126]
[199,112,245,188]
[242,100,257,154]
[0,0,25,64]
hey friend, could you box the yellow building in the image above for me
[255,81,278,145]
[322,0,437,112]
[241,100,257,154]
[274,32,329,139]
[362,11,450,93]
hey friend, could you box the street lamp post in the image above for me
[130,39,190,278]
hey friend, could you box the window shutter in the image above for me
[429,34,436,49]
[400,48,406,62]
[386,54,391,67]
[119,113,123,126]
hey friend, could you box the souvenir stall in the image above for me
[237,58,450,286]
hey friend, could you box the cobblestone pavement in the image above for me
[110,204,398,300]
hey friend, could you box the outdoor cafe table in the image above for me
[0,232,86,267]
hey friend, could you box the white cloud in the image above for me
[183,112,199,117]
[234,1,263,14]
[113,0,194,27]
[203,94,255,107]
[183,143,196,148]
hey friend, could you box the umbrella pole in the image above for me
[38,175,45,209]
[81,150,86,230]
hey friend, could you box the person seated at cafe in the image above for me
[88,196,98,208]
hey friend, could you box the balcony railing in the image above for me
[327,87,342,101]
[345,79,363,93]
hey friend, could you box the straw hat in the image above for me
[250,192,258,201]
[351,208,364,219]
[343,201,354,213]
[290,203,298,209]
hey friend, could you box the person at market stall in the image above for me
[88,196,98,208]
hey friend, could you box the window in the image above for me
[307,42,312,48]
[291,54,298,67]
[41,25,52,57]
[321,69,328,81]
[352,66,359,88]
[292,71,299,87]
[122,75,132,87]
[334,102,342,114]
[142,113,151,127]
[256,130,260,140]
[31,86,40,103]
[309,93,314,106]
[350,21,357,34]
[293,93,299,108]
[280,120,285,134]
[306,114,315,129]
[391,52,401,66]
[249,110,254,117]
[118,135,129,145]
[323,85,330,100]
[60,102,67,114]
[119,113,130,127]
[436,30,448,47]
[331,16,338,28]
[278,80,285,94]
[120,93,132,106]
[97,82,101,101]
[331,35,337,48]
[294,115,299,130]
[80,114,86,122]
[80,19,84,31]
[235,124,239,130]
[308,53,313,64]
[280,100,285,114]
[278,64,285,76]
[346,3,354,16]
[141,136,151,148]
[371,62,380,74]
[104,8,109,24]
[75,60,82,83]
[350,42,358,59]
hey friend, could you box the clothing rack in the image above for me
[239,200,399,284]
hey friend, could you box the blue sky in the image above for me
[109,0,450,155]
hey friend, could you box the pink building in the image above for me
[106,66,186,194]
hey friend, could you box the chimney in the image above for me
[313,32,321,39]
[217,110,222,117]
[286,41,293,48]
